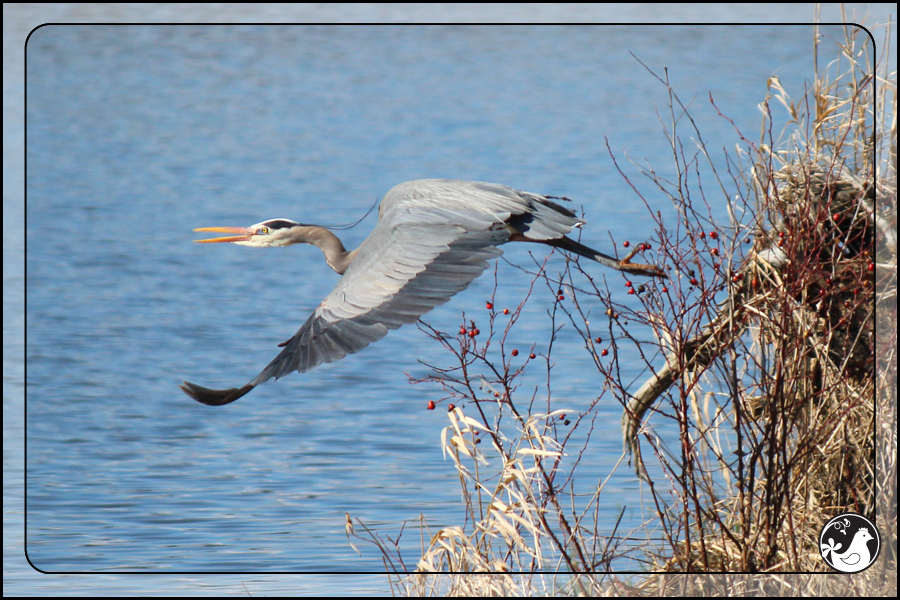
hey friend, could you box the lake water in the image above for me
[6,4,895,595]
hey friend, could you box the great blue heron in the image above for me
[181,179,665,406]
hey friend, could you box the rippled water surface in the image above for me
[9,6,894,594]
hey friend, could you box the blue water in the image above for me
[7,5,896,595]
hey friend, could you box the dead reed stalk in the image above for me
[348,22,895,596]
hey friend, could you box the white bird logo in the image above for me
[821,526,874,572]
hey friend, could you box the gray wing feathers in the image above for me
[382,179,583,241]
[249,219,507,387]
[249,179,581,388]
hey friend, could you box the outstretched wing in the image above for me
[251,215,508,385]
[181,208,508,406]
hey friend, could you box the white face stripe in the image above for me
[252,218,302,230]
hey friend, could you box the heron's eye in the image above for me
[258,226,269,234]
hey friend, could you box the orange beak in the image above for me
[193,226,255,243]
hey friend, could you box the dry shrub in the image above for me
[349,22,896,597]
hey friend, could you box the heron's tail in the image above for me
[180,381,256,406]
[550,236,667,278]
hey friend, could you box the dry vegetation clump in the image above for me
[348,22,896,597]
[620,22,895,587]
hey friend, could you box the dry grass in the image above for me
[348,21,896,596]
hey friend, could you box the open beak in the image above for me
[193,226,255,243]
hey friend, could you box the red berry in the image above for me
[625,281,633,288]
[448,403,455,411]
[459,326,467,335]
[709,231,718,240]
[529,353,536,359]
[503,308,509,314]
[558,294,565,301]
[594,337,602,343]
[468,329,476,337]
[868,263,875,272]
[661,286,668,292]
[699,231,706,239]
[628,289,635,295]
[643,243,652,250]
[690,278,699,286]
[833,213,841,221]
[601,349,609,356]
[427,400,435,410]
[511,349,519,356]
[711,248,719,256]
[623,240,630,248]
[486,302,493,310]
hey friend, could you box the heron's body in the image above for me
[182,179,663,405]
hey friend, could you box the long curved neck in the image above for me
[297,226,358,274]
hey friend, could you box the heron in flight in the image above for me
[181,179,665,406]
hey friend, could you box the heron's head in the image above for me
[194,218,314,248]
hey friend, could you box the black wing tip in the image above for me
[180,381,255,406]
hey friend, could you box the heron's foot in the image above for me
[620,247,667,278]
